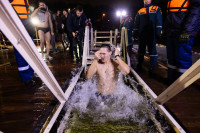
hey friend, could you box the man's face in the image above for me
[39,2,45,9]
[63,10,67,15]
[144,0,152,5]
[99,47,112,63]
[76,10,83,17]
[57,10,61,15]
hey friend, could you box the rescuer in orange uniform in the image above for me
[164,0,200,84]
[10,0,39,86]
[133,0,162,73]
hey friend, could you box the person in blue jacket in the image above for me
[133,0,162,73]
[164,0,200,84]
[67,5,87,60]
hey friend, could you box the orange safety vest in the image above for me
[138,6,159,15]
[167,0,189,12]
[11,0,30,19]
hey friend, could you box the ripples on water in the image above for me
[58,73,159,133]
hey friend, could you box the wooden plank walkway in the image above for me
[0,45,78,133]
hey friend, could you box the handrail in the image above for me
[156,59,200,105]
[82,26,89,67]
[0,0,66,103]
[0,0,85,132]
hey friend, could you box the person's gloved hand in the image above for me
[157,30,167,45]
[179,31,190,43]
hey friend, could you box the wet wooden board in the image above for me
[0,45,78,133]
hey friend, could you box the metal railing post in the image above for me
[94,30,97,46]
[82,26,89,67]
[91,28,94,50]
[114,29,118,45]
[110,30,112,44]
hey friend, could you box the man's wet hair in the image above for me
[39,1,45,4]
[100,44,111,51]
[75,5,83,12]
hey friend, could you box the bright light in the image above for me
[31,17,39,25]
[68,8,71,13]
[116,10,127,17]
[102,13,106,17]
[116,11,121,17]
[122,10,127,16]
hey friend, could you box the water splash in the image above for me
[58,73,157,133]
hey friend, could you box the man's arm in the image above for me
[66,12,73,33]
[183,0,200,37]
[114,48,130,75]
[156,7,163,37]
[79,14,87,33]
[48,12,54,35]
[86,51,100,79]
[86,59,98,79]
[31,8,39,18]
[133,12,140,38]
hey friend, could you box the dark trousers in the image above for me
[72,36,83,59]
[138,36,157,67]
[67,32,74,56]
[51,34,57,52]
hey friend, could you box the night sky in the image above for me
[30,0,168,30]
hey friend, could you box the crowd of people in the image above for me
[9,0,88,86]
[7,0,200,91]
[31,2,87,61]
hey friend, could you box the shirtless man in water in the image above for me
[86,44,130,95]
[31,2,54,60]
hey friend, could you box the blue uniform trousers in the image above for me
[14,48,34,82]
[167,36,194,83]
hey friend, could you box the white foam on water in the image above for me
[58,73,150,133]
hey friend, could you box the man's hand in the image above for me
[51,32,54,36]
[94,51,101,60]
[114,48,120,56]
[179,31,190,43]
[72,32,76,38]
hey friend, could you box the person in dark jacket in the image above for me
[62,9,70,47]
[67,5,87,60]
[120,15,134,53]
[55,10,66,50]
[164,0,200,84]
[133,0,162,73]
[120,14,134,67]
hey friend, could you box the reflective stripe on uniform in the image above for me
[167,0,189,12]
[168,64,177,69]
[178,68,187,73]
[18,65,30,71]
[156,26,162,28]
[150,54,158,57]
